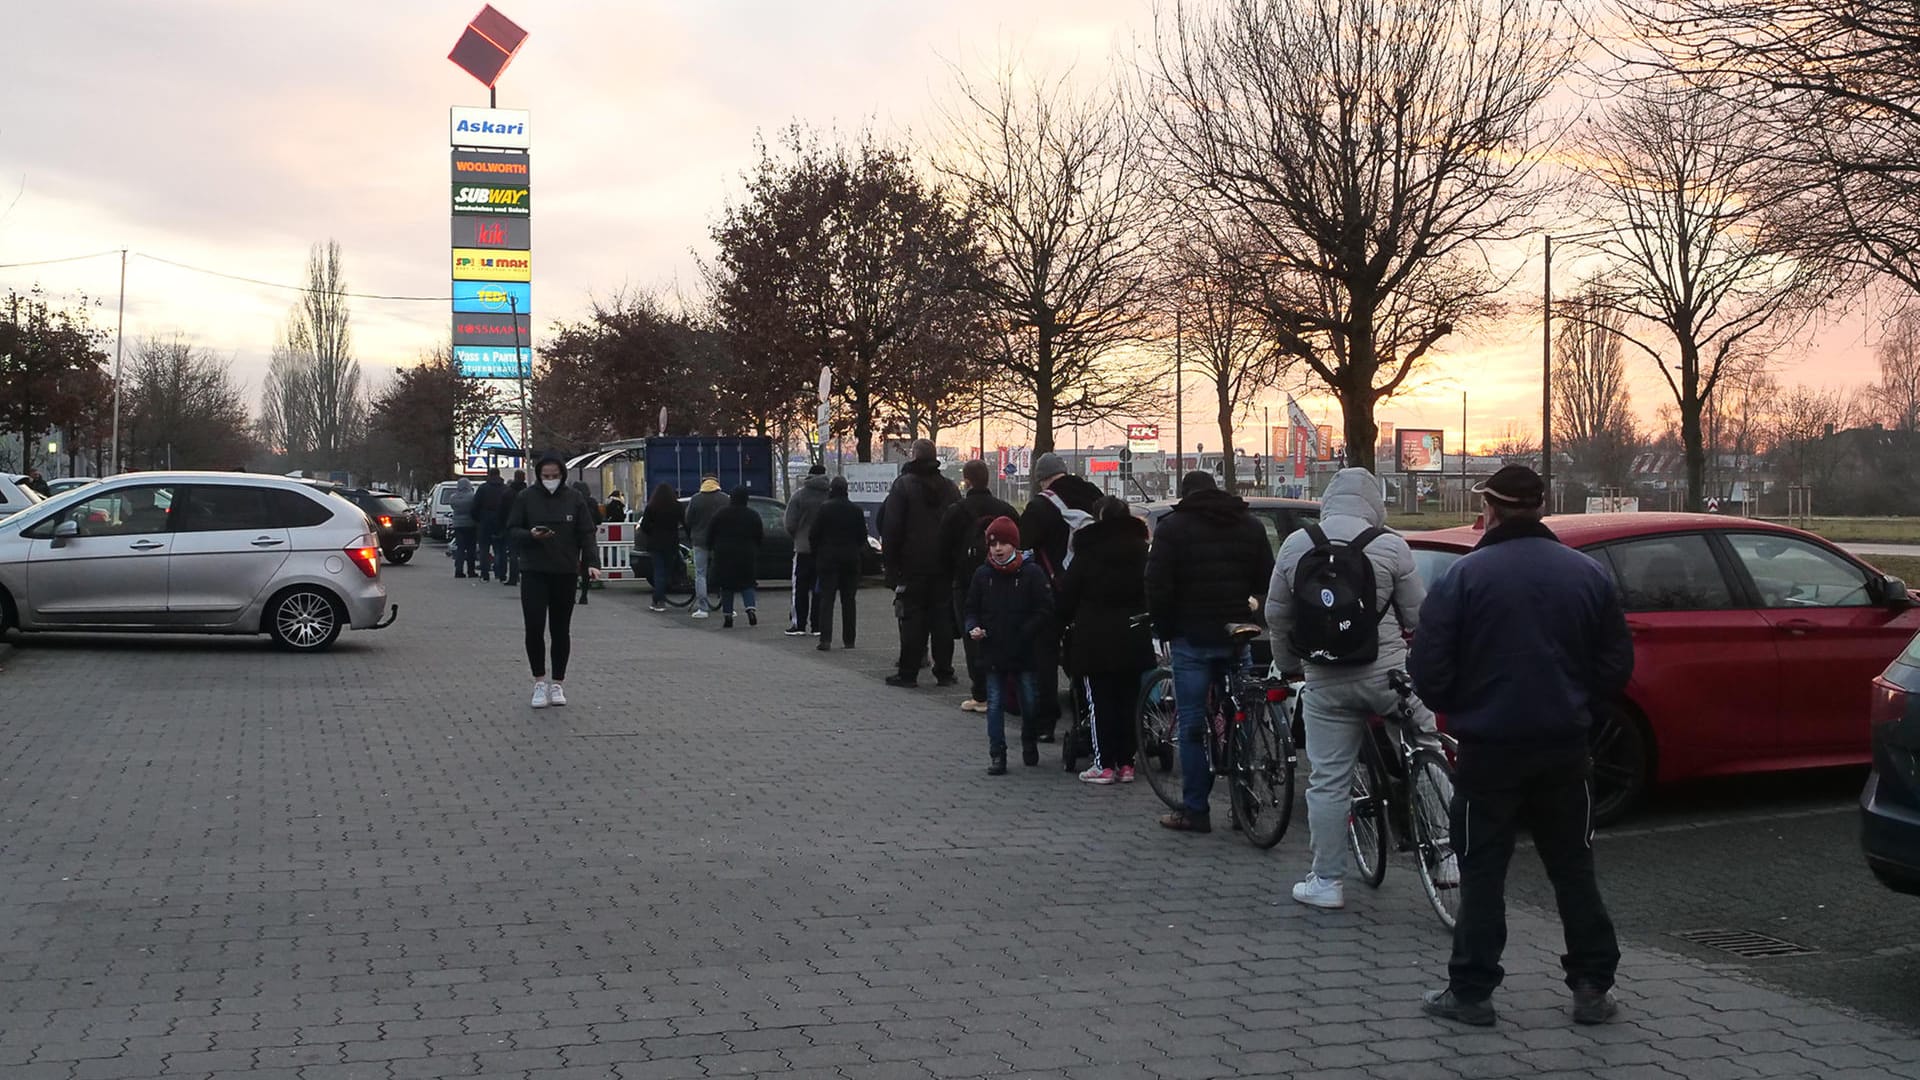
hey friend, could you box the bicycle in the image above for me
[1346,669,1460,929]
[633,543,698,608]
[1135,622,1297,848]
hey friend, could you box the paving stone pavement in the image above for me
[0,568,1916,1080]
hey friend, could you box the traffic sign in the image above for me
[1118,446,1133,463]
[469,416,520,454]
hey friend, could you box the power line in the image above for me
[0,248,457,302]
[0,249,123,270]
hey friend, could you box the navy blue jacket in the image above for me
[1407,519,1634,748]
[965,558,1055,672]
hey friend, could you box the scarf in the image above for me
[989,549,1026,574]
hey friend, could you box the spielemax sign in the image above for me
[450,106,530,149]
[452,248,531,282]
[1397,429,1445,473]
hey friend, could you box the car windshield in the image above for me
[1412,547,1464,589]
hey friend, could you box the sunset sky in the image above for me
[0,1,1887,458]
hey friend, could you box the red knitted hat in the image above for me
[985,516,1020,548]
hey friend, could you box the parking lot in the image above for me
[0,555,1916,1079]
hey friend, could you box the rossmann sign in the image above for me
[450,106,530,149]
[452,248,532,282]
[451,184,530,215]
[453,313,532,346]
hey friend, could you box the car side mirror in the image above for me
[1879,575,1913,611]
[52,519,80,545]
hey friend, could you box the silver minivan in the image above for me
[0,473,397,652]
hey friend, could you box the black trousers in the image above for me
[790,552,818,631]
[520,571,578,680]
[1081,671,1140,769]
[1032,625,1062,733]
[816,561,858,647]
[894,575,954,682]
[955,587,987,700]
[1448,748,1620,1002]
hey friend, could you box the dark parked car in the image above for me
[307,485,423,565]
[1411,513,1920,825]
[1863,631,1920,895]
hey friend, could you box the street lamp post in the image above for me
[1542,234,1553,498]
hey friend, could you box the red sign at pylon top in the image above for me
[448,5,528,89]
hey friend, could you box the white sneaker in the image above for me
[1291,874,1345,910]
[959,699,987,713]
[547,682,567,707]
[531,681,550,709]
[1432,851,1460,887]
[691,608,710,620]
[1078,766,1116,785]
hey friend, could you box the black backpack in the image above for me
[958,512,998,580]
[1287,524,1388,666]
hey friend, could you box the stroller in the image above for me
[1059,676,1095,772]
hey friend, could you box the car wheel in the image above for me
[387,548,414,565]
[266,587,346,653]
[1589,700,1652,827]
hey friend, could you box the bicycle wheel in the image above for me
[1407,748,1461,931]
[1347,734,1390,888]
[1228,697,1296,850]
[1136,668,1184,811]
[659,546,696,608]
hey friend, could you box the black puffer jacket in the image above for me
[1059,516,1155,676]
[639,499,685,555]
[506,483,602,576]
[1145,489,1274,647]
[881,459,960,582]
[1021,474,1103,581]
[810,492,870,575]
[706,490,764,591]
[964,558,1055,672]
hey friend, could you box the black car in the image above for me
[651,494,882,587]
[1863,631,1920,896]
[308,484,423,564]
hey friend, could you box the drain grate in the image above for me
[1674,928,1819,959]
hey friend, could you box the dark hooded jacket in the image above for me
[639,496,685,555]
[505,471,601,576]
[881,458,961,583]
[1058,515,1156,677]
[470,476,508,528]
[706,487,764,591]
[810,486,871,575]
[939,486,1019,591]
[965,557,1055,672]
[1021,474,1103,583]
[1145,488,1274,647]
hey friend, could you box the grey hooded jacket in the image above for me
[449,479,477,528]
[783,474,832,555]
[1264,468,1425,682]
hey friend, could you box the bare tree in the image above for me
[123,337,256,470]
[937,60,1163,454]
[261,242,364,469]
[1618,0,1920,293]
[1489,423,1542,468]
[1161,225,1287,489]
[1149,0,1573,470]
[1577,79,1830,510]
[1552,283,1639,486]
[258,339,312,460]
[1873,309,1920,432]
[1768,382,1850,488]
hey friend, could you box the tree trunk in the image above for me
[854,383,874,463]
[1680,339,1705,513]
[1216,379,1237,490]
[1033,327,1056,455]
[1340,383,1379,473]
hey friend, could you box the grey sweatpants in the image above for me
[1301,670,1439,882]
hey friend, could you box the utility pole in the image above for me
[1173,310,1183,475]
[509,293,528,462]
[109,249,127,475]
[1542,234,1554,499]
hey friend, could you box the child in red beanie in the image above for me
[964,516,1055,774]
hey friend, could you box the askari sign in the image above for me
[447,29,532,475]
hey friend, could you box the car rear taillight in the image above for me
[1871,677,1908,731]
[377,515,393,527]
[1266,687,1291,704]
[346,543,380,578]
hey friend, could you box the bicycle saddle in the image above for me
[1225,622,1263,642]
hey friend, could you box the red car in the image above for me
[1408,513,1920,824]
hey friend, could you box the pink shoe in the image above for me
[1118,766,1136,784]
[1078,766,1116,785]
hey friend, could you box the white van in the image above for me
[428,480,461,541]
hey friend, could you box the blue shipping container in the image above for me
[644,437,776,500]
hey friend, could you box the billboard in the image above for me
[450,106,530,148]
[452,279,531,312]
[452,248,532,281]
[451,183,530,215]
[1397,429,1444,473]
[1292,427,1311,479]
[454,346,530,380]
[1125,422,1160,453]
[1317,424,1335,461]
[452,149,531,183]
[453,216,531,248]
[453,312,532,346]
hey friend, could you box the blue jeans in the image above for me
[1171,640,1244,815]
[985,670,1039,757]
[650,550,676,603]
[720,585,758,616]
[693,547,713,611]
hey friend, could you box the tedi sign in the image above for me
[449,106,530,149]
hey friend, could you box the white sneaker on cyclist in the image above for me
[1432,850,1460,887]
[1078,766,1115,785]
[1291,873,1345,910]
[691,608,710,619]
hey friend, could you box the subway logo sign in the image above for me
[451,184,530,215]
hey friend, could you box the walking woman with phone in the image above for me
[507,454,603,708]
